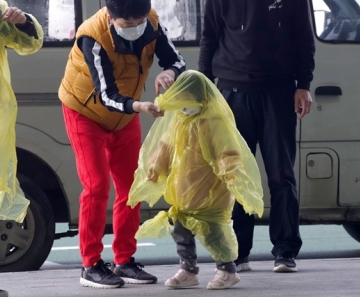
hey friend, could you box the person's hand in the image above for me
[294,89,312,119]
[155,69,175,95]
[147,166,159,183]
[132,101,164,118]
[2,7,27,25]
[224,172,237,187]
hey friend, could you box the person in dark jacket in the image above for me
[59,0,185,289]
[198,0,315,273]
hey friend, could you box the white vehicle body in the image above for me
[1,0,359,272]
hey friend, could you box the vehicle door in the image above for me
[300,0,360,217]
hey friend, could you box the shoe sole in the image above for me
[122,277,157,284]
[80,277,123,288]
[236,263,252,273]
[165,280,200,289]
[273,264,297,272]
[207,277,240,290]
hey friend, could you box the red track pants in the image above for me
[63,104,141,267]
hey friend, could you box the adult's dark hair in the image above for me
[105,0,151,20]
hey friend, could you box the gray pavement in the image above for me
[1,258,360,297]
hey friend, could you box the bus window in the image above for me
[312,0,360,42]
[150,0,204,45]
[8,0,81,46]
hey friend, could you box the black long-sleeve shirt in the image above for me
[15,14,38,39]
[79,19,185,114]
[198,0,315,92]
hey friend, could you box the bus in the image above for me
[1,0,360,272]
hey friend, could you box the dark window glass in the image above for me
[151,0,204,45]
[8,0,78,45]
[312,0,360,43]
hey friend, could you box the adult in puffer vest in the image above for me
[58,0,185,289]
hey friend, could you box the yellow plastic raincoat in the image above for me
[127,70,263,262]
[0,0,43,222]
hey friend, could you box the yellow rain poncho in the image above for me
[0,0,43,222]
[127,70,263,262]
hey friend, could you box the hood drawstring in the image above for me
[241,0,245,30]
[276,0,282,27]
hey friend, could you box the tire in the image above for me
[0,175,55,272]
[343,223,360,243]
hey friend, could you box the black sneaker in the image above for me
[0,290,9,297]
[234,256,252,272]
[80,259,125,288]
[113,257,157,284]
[273,255,297,272]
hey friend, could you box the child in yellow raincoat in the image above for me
[0,1,43,223]
[127,70,264,290]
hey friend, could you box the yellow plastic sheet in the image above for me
[0,0,43,222]
[127,70,264,261]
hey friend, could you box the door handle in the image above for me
[315,86,342,96]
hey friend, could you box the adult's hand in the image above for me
[294,89,312,119]
[132,101,164,118]
[2,6,27,25]
[155,69,175,95]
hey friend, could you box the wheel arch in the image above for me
[16,147,69,223]
[343,223,360,243]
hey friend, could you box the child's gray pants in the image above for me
[171,220,236,274]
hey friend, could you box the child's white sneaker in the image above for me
[165,269,200,288]
[207,270,240,290]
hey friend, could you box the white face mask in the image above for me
[182,106,202,117]
[116,21,147,41]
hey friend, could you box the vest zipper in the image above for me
[139,61,143,75]
[83,89,97,106]
[132,59,142,97]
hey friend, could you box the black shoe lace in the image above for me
[115,258,145,272]
[98,260,113,275]
[130,259,144,272]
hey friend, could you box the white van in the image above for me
[1,0,359,272]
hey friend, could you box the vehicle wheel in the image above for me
[343,223,360,243]
[0,175,55,272]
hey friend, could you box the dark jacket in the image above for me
[198,0,315,92]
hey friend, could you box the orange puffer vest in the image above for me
[58,7,158,131]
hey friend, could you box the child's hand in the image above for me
[225,173,237,187]
[147,166,159,182]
